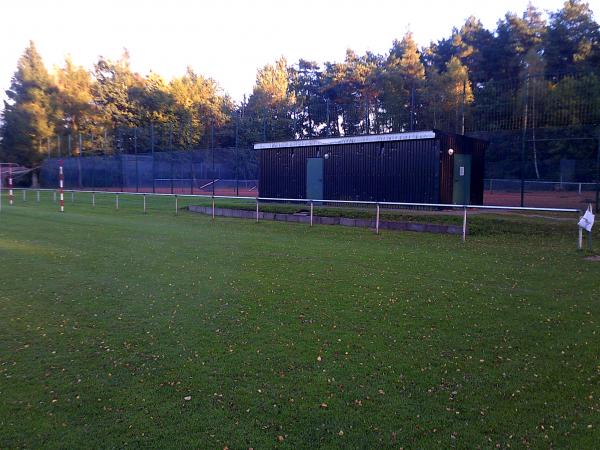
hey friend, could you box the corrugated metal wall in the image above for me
[259,138,441,203]
[259,145,321,199]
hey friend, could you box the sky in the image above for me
[0,0,598,106]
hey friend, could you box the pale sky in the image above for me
[0,0,597,106]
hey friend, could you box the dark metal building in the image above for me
[255,130,488,205]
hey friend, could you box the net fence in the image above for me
[40,148,258,196]
[39,133,599,210]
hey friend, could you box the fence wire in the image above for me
[40,147,258,197]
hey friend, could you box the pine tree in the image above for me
[493,4,546,79]
[133,71,174,125]
[288,59,326,137]
[55,56,99,154]
[1,41,55,165]
[545,0,600,74]
[93,50,144,129]
[248,57,292,110]
[169,67,231,147]
[383,32,425,131]
[438,57,474,133]
[454,16,495,83]
[246,57,294,141]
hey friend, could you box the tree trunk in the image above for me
[532,80,540,179]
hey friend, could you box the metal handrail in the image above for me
[8,187,581,213]
[5,187,585,247]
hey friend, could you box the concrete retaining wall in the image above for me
[187,205,464,235]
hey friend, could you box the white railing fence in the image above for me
[1,187,586,248]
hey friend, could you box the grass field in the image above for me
[1,192,599,448]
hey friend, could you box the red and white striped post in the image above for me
[59,160,65,212]
[8,166,13,206]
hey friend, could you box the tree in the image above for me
[321,50,384,135]
[454,16,496,83]
[422,15,495,84]
[521,49,548,178]
[321,58,350,136]
[93,50,145,130]
[169,67,231,148]
[246,57,294,141]
[545,0,600,74]
[0,41,55,166]
[131,71,174,125]
[429,57,474,133]
[288,59,328,137]
[422,32,456,74]
[493,3,546,79]
[398,32,425,81]
[248,57,291,110]
[382,31,425,131]
[54,56,100,153]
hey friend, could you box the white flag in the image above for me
[578,204,595,232]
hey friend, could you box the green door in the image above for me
[452,154,472,205]
[306,158,324,200]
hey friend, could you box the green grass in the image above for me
[1,192,599,449]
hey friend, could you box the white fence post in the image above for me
[8,167,13,206]
[376,203,380,234]
[462,207,467,242]
[255,198,259,223]
[59,163,64,212]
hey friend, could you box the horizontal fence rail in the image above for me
[2,187,586,248]
[4,187,582,212]
[485,178,598,191]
